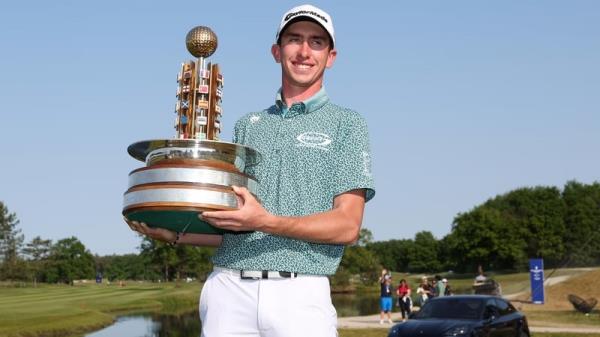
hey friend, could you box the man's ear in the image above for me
[326,48,337,68]
[271,44,281,63]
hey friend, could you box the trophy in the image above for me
[123,26,261,235]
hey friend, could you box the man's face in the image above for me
[272,20,337,90]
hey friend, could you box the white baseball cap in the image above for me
[275,4,335,48]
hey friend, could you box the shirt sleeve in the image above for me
[331,111,375,202]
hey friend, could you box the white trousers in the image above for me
[199,268,338,337]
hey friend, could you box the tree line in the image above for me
[1,180,599,284]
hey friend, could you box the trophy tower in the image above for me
[123,26,261,235]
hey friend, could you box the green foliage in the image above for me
[339,245,380,284]
[43,237,95,284]
[0,201,24,280]
[357,228,374,246]
[367,239,413,272]
[138,236,215,282]
[447,186,568,272]
[562,181,600,266]
[95,253,159,281]
[407,231,442,272]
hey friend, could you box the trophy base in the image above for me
[124,207,229,235]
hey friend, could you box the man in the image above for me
[127,4,375,337]
[379,269,394,324]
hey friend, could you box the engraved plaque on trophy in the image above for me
[123,26,261,235]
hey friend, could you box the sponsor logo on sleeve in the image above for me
[362,151,372,177]
[250,115,260,124]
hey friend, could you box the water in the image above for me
[85,313,201,337]
[83,293,380,337]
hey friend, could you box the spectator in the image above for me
[396,278,412,321]
[442,278,453,296]
[416,276,432,306]
[434,275,446,297]
[379,269,394,324]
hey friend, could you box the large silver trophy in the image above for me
[123,26,261,234]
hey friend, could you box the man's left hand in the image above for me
[201,186,270,232]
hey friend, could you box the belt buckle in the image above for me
[240,270,263,280]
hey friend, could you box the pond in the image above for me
[84,292,380,337]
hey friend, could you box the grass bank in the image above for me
[0,281,200,337]
[514,268,600,328]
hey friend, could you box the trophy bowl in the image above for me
[123,140,261,234]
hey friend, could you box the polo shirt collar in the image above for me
[275,87,329,118]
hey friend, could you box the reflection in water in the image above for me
[84,312,201,337]
[85,316,160,337]
[332,292,380,317]
[84,293,380,337]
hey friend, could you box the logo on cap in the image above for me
[285,10,328,23]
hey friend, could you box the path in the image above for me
[337,313,600,333]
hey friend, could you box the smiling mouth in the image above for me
[292,62,313,70]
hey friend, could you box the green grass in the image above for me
[0,282,200,337]
[525,310,600,326]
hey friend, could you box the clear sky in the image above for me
[1,1,598,255]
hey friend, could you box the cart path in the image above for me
[337,313,600,333]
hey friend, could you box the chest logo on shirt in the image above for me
[295,132,332,151]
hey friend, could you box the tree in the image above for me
[367,239,414,272]
[0,201,24,280]
[407,231,441,273]
[447,186,567,272]
[22,236,52,260]
[339,245,380,284]
[22,236,52,284]
[357,228,374,246]
[562,181,600,266]
[44,237,95,284]
[140,237,178,281]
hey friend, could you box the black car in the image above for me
[387,295,529,337]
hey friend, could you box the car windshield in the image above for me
[416,298,484,320]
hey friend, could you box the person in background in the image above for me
[379,269,394,324]
[434,275,446,297]
[416,276,432,306]
[442,278,453,296]
[396,278,412,321]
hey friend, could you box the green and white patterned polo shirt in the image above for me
[211,87,375,275]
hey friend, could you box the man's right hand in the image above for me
[124,217,176,243]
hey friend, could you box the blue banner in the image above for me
[529,258,545,304]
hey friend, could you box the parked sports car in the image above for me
[387,295,529,337]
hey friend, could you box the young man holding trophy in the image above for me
[127,4,375,336]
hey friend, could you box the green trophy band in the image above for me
[122,27,261,234]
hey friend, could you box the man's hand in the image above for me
[201,186,270,232]
[124,217,176,243]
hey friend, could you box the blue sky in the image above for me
[1,1,598,255]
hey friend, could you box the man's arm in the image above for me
[125,218,222,247]
[201,186,366,245]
